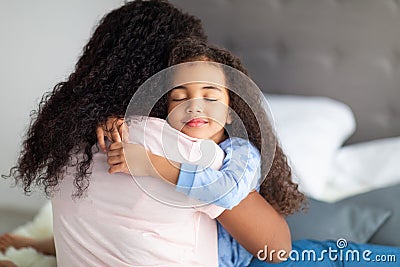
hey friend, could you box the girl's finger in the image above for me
[107,155,123,166]
[108,141,123,151]
[107,149,124,157]
[96,126,107,152]
[109,163,125,174]
[119,123,127,141]
[110,127,122,143]
[104,117,124,142]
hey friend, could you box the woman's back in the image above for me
[51,117,224,266]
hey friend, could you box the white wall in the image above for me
[0,0,123,213]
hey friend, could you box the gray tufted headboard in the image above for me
[171,0,400,144]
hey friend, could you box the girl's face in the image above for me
[167,63,232,144]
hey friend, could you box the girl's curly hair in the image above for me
[7,0,206,197]
[158,38,306,215]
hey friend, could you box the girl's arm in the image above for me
[176,138,261,209]
[217,191,292,263]
[99,117,258,210]
[108,138,261,210]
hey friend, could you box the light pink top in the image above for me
[52,116,225,267]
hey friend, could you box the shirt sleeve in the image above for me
[194,204,226,219]
[176,137,262,210]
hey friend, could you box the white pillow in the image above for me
[324,136,400,202]
[264,94,356,200]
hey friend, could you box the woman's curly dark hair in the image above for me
[152,38,306,215]
[6,0,206,197]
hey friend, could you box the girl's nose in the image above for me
[185,99,203,113]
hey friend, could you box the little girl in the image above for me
[103,38,298,266]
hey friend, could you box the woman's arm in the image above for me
[217,191,292,263]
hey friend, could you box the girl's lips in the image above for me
[185,118,208,127]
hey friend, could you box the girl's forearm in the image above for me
[148,153,181,184]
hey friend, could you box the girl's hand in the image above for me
[96,117,125,152]
[107,141,182,182]
[107,142,155,177]
[107,142,130,174]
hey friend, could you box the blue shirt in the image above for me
[177,137,262,267]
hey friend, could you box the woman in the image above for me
[5,0,293,266]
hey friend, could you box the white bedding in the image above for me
[266,94,400,202]
[324,136,400,202]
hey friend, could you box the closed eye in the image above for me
[204,98,218,101]
[171,98,187,101]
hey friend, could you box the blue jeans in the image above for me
[248,240,400,267]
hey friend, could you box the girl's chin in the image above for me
[182,129,226,143]
[181,129,210,139]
